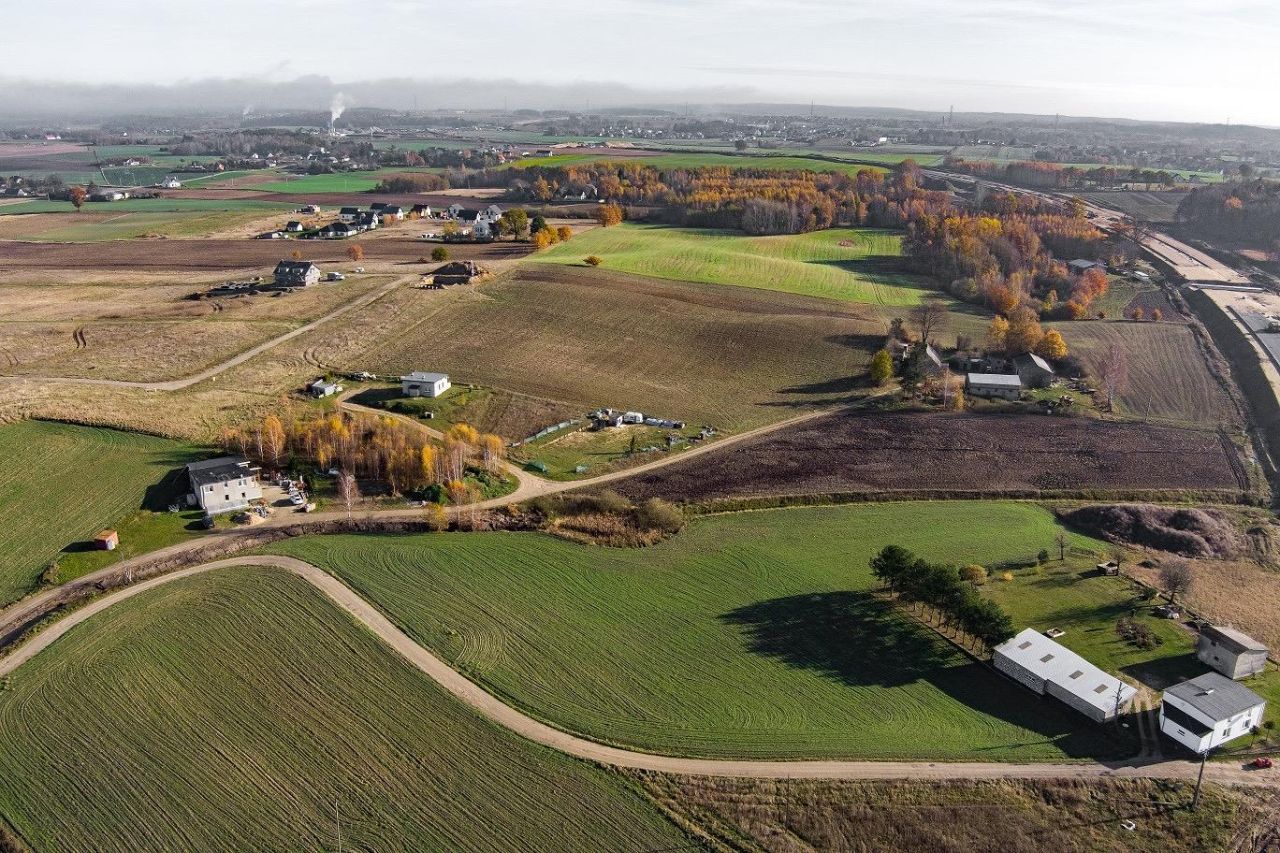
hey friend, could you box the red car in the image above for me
[1251,757,1273,769]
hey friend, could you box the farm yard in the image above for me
[0,420,201,606]
[266,503,1131,762]
[0,568,686,851]
[1058,321,1240,429]
[532,224,940,306]
[607,411,1249,505]
[350,264,980,432]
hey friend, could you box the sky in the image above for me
[4,0,1279,125]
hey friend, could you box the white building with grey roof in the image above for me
[185,456,262,514]
[1159,671,1266,753]
[993,628,1137,723]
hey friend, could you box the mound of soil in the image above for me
[1060,503,1243,558]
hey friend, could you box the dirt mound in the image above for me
[1060,503,1243,558]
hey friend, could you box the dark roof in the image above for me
[274,260,316,273]
[370,202,389,210]
[1202,625,1268,655]
[1165,672,1266,721]
[339,206,360,214]
[186,456,258,489]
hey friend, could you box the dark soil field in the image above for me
[0,236,530,271]
[609,411,1247,503]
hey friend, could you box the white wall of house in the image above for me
[194,477,263,514]
[1159,694,1266,753]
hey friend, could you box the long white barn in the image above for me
[993,628,1137,723]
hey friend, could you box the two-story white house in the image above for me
[185,456,263,515]
[1159,672,1267,753]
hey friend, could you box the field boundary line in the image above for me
[2,554,1277,787]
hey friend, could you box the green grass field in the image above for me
[0,420,203,606]
[267,502,1132,761]
[252,168,444,194]
[532,224,936,306]
[0,568,685,851]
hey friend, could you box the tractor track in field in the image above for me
[3,553,1278,788]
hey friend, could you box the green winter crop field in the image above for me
[0,568,685,852]
[510,151,898,174]
[0,420,203,606]
[532,224,939,306]
[268,501,1133,762]
[252,167,444,194]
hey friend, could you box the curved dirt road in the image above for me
[3,554,1275,788]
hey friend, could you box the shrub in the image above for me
[1116,616,1163,650]
[431,246,449,262]
[584,255,603,267]
[960,564,988,586]
[556,225,573,242]
[1037,548,1050,565]
[424,503,448,532]
[1000,571,1015,582]
[633,498,684,534]
[40,559,59,586]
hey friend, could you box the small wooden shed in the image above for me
[94,530,119,551]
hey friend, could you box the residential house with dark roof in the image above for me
[185,456,263,514]
[338,206,361,223]
[273,260,321,287]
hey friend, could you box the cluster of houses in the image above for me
[963,352,1057,401]
[262,201,506,242]
[994,622,1269,755]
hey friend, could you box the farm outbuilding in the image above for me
[1159,672,1266,753]
[965,372,1022,400]
[1197,626,1269,680]
[93,530,119,551]
[1013,353,1056,389]
[993,628,1136,723]
[307,377,342,398]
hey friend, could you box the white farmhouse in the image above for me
[993,628,1137,723]
[401,371,451,398]
[1160,672,1266,753]
[185,456,263,515]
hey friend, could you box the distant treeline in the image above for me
[1177,180,1280,251]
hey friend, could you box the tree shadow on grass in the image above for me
[721,592,1136,760]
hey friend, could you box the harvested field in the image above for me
[0,568,685,851]
[0,235,530,272]
[607,411,1247,503]
[351,265,984,431]
[1058,320,1240,428]
[0,319,295,381]
[641,775,1246,853]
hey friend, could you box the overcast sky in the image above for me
[5,0,1278,124]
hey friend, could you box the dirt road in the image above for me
[3,553,1275,788]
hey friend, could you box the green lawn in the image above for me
[267,502,1132,761]
[511,151,894,175]
[532,224,937,306]
[0,568,685,852]
[0,420,204,606]
[252,168,444,194]
[516,423,698,480]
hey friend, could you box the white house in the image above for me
[1159,672,1266,753]
[1197,626,1269,680]
[401,371,451,398]
[160,175,182,189]
[339,206,361,223]
[993,628,1137,723]
[185,456,263,515]
[965,372,1022,400]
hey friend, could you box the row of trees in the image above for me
[218,412,504,498]
[870,545,1017,650]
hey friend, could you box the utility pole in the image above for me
[1191,749,1209,810]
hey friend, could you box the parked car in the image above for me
[290,494,307,506]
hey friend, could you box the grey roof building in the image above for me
[1160,671,1267,753]
[1198,626,1269,679]
[185,456,263,515]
